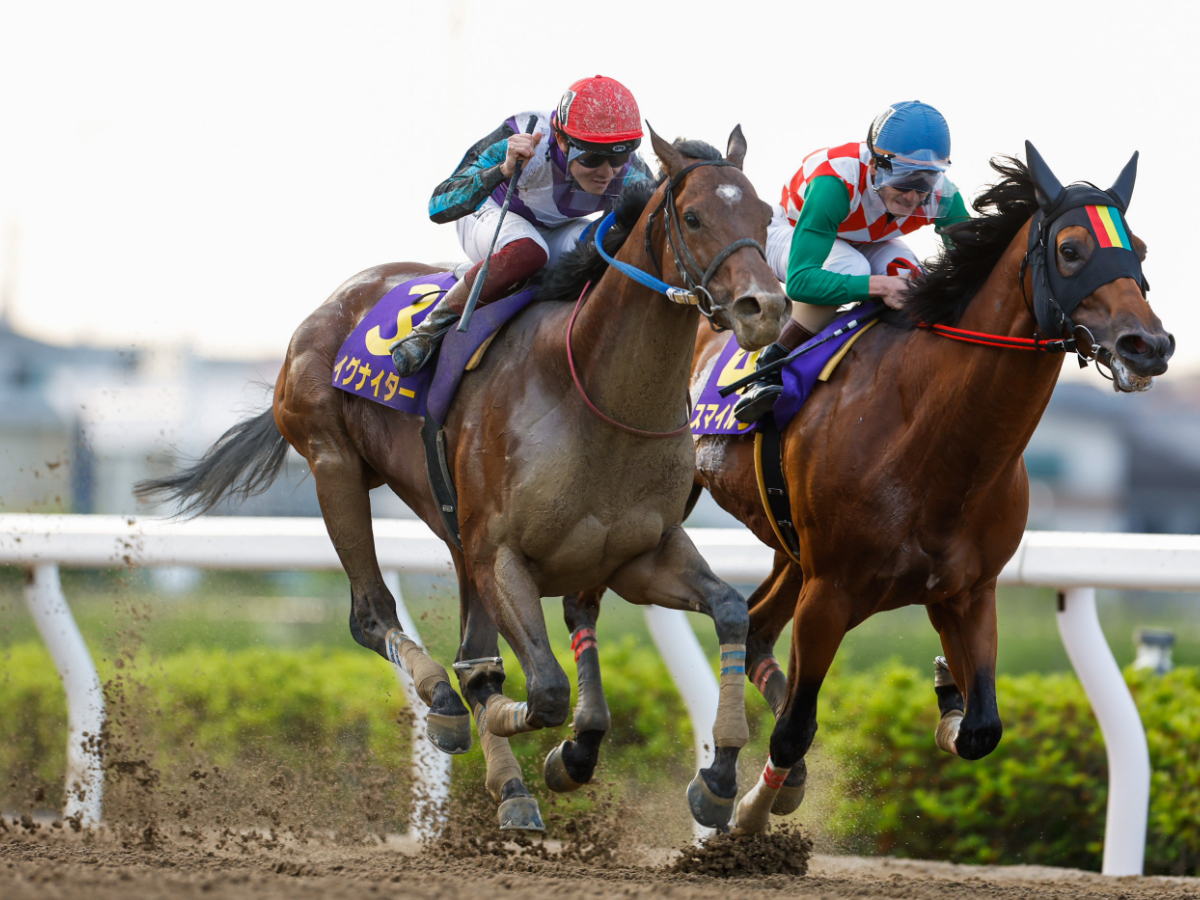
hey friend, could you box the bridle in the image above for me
[570,158,767,437]
[593,159,767,331]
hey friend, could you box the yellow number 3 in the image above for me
[364,284,442,357]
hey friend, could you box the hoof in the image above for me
[497,795,545,832]
[687,771,734,829]
[770,782,807,816]
[543,743,585,793]
[426,712,472,755]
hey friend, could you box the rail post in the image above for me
[1056,587,1150,875]
[643,605,720,839]
[381,569,451,839]
[21,563,105,826]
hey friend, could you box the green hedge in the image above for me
[2,643,1197,873]
[817,663,1200,875]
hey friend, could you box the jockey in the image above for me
[733,101,971,423]
[390,75,654,377]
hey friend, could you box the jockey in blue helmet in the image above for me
[734,101,969,423]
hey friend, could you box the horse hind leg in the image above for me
[544,588,611,793]
[735,580,851,834]
[454,598,544,831]
[606,526,751,830]
[740,554,807,822]
[309,448,470,753]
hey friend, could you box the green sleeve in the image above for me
[933,187,971,246]
[785,176,871,306]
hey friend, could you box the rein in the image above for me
[567,281,692,438]
[567,158,766,437]
[593,159,767,331]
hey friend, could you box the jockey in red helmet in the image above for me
[391,75,652,377]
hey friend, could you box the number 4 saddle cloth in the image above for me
[330,270,538,425]
[689,302,881,436]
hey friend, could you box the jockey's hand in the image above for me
[501,132,543,178]
[869,273,911,310]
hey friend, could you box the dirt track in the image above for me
[4,828,1198,900]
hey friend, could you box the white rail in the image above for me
[3,515,1191,874]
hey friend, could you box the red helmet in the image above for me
[555,75,642,154]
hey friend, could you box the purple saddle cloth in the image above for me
[331,270,537,423]
[690,302,881,436]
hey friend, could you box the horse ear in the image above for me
[1109,150,1139,211]
[726,124,747,169]
[648,122,685,178]
[1025,141,1064,210]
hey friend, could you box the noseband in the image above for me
[593,159,767,331]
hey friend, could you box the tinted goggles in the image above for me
[571,149,632,169]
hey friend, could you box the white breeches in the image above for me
[456,198,593,265]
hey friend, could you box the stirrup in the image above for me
[733,381,783,424]
[391,332,438,378]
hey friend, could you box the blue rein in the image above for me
[592,212,698,306]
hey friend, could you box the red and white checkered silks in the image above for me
[780,142,929,244]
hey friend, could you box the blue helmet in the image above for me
[867,101,951,166]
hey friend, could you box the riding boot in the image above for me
[389,282,467,378]
[733,319,816,424]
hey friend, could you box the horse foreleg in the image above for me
[606,526,749,830]
[927,586,1003,760]
[735,580,850,834]
[545,588,610,793]
[453,587,544,832]
[309,449,470,752]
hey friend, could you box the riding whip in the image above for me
[457,116,539,333]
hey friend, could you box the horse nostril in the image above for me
[1116,333,1150,358]
[732,295,762,320]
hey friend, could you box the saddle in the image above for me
[691,302,883,563]
[331,270,539,548]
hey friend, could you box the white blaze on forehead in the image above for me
[717,184,742,205]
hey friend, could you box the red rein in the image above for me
[566,281,693,439]
[918,322,1062,351]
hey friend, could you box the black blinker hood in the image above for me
[1024,141,1145,339]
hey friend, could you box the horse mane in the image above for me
[535,139,724,304]
[893,156,1039,327]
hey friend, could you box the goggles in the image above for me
[868,152,957,220]
[562,132,640,170]
[571,148,633,169]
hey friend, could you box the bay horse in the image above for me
[137,127,789,831]
[683,148,1174,833]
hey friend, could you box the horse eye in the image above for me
[683,212,701,229]
[1061,245,1078,262]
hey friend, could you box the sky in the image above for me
[0,0,1196,377]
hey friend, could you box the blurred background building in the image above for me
[4,314,1200,531]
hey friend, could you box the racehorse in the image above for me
[136,127,789,831]
[684,147,1174,833]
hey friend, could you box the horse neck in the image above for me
[567,219,698,432]
[907,225,1064,475]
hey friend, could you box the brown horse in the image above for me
[683,149,1174,833]
[137,127,789,831]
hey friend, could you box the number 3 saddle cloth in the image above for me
[331,270,537,425]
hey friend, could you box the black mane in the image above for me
[535,138,724,305]
[894,157,1039,327]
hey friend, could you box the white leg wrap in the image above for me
[714,644,749,748]
[734,758,790,835]
[936,708,963,755]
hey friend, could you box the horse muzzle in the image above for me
[725,289,789,351]
[1107,327,1174,392]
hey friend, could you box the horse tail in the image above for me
[134,408,291,517]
